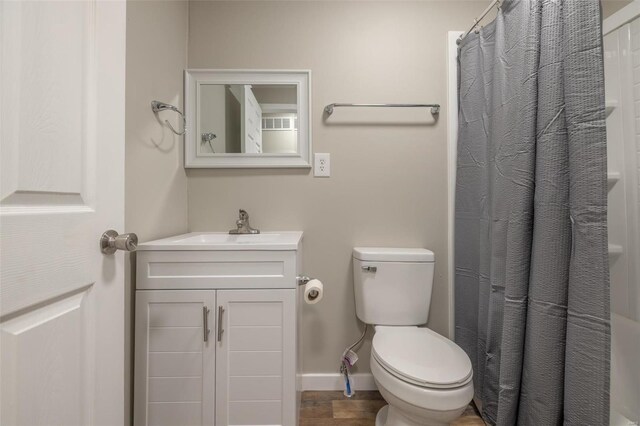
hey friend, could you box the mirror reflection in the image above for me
[198,84,298,155]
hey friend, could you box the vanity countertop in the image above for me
[137,231,303,251]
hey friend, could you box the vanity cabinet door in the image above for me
[134,290,216,426]
[215,289,296,426]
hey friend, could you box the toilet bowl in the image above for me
[352,247,474,426]
[370,326,473,426]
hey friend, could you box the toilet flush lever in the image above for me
[362,266,377,273]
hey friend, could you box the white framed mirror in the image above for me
[184,69,311,168]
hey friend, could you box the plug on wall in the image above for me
[314,153,331,177]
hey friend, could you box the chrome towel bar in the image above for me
[324,103,440,116]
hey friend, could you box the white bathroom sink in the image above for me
[137,231,302,251]
[175,233,281,244]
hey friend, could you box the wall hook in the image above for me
[151,100,186,135]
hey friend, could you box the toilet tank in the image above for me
[353,247,435,325]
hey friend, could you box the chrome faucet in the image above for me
[229,209,260,234]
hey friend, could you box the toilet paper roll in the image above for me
[304,279,324,304]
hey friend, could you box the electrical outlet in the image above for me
[314,153,331,177]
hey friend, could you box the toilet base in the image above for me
[375,405,388,426]
[370,350,473,426]
[375,404,450,426]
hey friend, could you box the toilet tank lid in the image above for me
[353,247,434,262]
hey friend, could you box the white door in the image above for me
[243,86,263,153]
[215,290,296,426]
[0,1,127,425]
[134,290,216,426]
[228,84,263,154]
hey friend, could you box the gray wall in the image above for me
[125,1,189,422]
[200,85,228,153]
[186,0,488,375]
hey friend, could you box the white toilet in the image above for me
[353,247,474,426]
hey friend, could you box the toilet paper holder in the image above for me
[297,276,313,285]
[298,275,322,304]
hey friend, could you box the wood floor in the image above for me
[299,391,485,425]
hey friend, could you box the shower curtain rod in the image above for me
[458,0,501,44]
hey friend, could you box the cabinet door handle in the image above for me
[203,306,210,342]
[217,306,225,342]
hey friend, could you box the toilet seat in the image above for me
[372,326,472,389]
[371,355,474,423]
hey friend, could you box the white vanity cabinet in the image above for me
[133,232,302,426]
[134,290,217,426]
[215,290,296,425]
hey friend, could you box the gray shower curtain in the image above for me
[454,0,610,425]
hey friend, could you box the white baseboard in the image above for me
[300,373,378,391]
